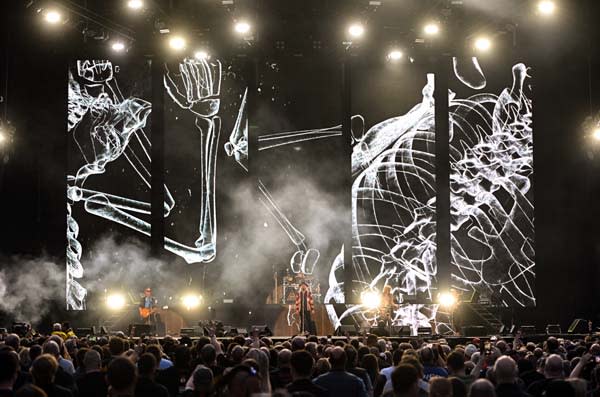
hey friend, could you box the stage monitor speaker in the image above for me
[336,325,358,336]
[180,328,195,337]
[417,327,432,336]
[392,326,411,336]
[251,325,273,337]
[519,325,536,336]
[546,324,561,335]
[100,326,109,335]
[462,325,486,337]
[128,324,151,337]
[567,319,589,334]
[76,327,96,336]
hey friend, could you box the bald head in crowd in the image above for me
[470,379,497,397]
[329,347,347,370]
[494,356,518,384]
[545,354,565,378]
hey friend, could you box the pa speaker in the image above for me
[567,319,589,334]
[519,325,536,335]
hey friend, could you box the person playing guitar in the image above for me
[139,288,160,331]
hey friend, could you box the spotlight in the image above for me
[592,127,600,141]
[106,294,126,311]
[438,291,457,309]
[361,290,381,310]
[127,0,144,10]
[0,132,6,146]
[111,41,126,52]
[387,49,404,62]
[423,22,440,36]
[348,23,365,39]
[168,36,187,51]
[474,36,492,52]
[537,0,556,15]
[44,9,62,25]
[234,21,251,35]
[181,294,202,310]
[194,50,210,60]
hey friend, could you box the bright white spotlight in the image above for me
[106,294,126,310]
[424,22,440,36]
[127,0,144,10]
[168,36,187,51]
[348,23,365,39]
[438,291,457,308]
[182,294,201,310]
[0,132,6,146]
[361,290,381,310]
[234,21,251,35]
[44,10,62,25]
[111,41,126,52]
[592,127,600,141]
[194,50,210,60]
[474,37,492,52]
[537,0,556,15]
[387,49,404,61]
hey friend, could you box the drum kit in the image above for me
[281,272,321,304]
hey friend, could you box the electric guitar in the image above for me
[139,306,158,320]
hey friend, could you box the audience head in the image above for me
[493,356,517,384]
[0,350,19,387]
[82,349,102,372]
[290,350,314,379]
[15,384,47,397]
[31,354,58,387]
[544,354,564,378]
[137,353,157,377]
[328,347,347,370]
[469,379,496,397]
[106,356,137,394]
[429,377,452,397]
[391,364,419,396]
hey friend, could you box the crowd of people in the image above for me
[1,322,600,397]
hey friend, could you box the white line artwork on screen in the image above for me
[163,58,223,263]
[258,180,320,275]
[324,61,534,333]
[449,62,534,307]
[67,60,155,310]
[224,88,249,171]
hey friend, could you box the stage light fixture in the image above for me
[106,293,126,310]
[361,290,381,310]
[387,49,404,62]
[474,37,492,52]
[44,9,62,25]
[592,127,600,141]
[127,0,144,10]
[168,36,187,51]
[111,41,126,52]
[537,0,556,15]
[423,22,440,36]
[438,291,457,309]
[182,294,202,310]
[348,23,365,39]
[0,132,6,146]
[234,21,251,35]
[194,50,210,60]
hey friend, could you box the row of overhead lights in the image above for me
[39,0,557,60]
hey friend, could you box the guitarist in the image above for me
[139,288,160,332]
